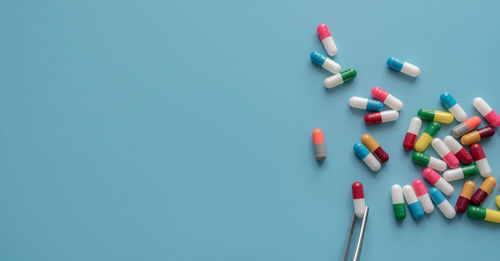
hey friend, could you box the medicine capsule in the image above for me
[361,134,389,163]
[443,136,473,165]
[312,129,326,160]
[371,87,403,111]
[316,24,337,56]
[451,116,481,138]
[431,138,459,169]
[403,117,422,150]
[473,97,500,127]
[391,184,406,220]
[429,187,456,219]
[352,182,366,218]
[414,122,440,152]
[412,179,434,214]
[497,195,500,209]
[324,68,356,88]
[443,164,478,181]
[412,152,447,172]
[348,96,383,112]
[386,56,420,77]
[455,181,475,214]
[364,110,399,125]
[310,51,341,74]
[460,126,495,146]
[471,177,496,206]
[467,206,500,224]
[470,143,491,178]
[440,92,467,122]
[423,168,454,196]
[418,109,454,124]
[353,142,381,172]
[402,185,424,220]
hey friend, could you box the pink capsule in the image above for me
[431,138,459,169]
[316,24,337,56]
[473,97,500,127]
[371,87,403,111]
[423,168,454,196]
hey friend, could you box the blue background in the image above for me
[1,0,500,260]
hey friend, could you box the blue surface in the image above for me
[1,0,500,260]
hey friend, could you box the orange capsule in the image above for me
[460,126,495,145]
[471,177,496,206]
[361,134,389,163]
[455,181,475,213]
[312,129,326,160]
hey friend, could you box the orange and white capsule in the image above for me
[312,129,326,160]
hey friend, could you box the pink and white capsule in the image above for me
[423,168,454,196]
[473,97,500,127]
[371,87,403,111]
[317,24,337,56]
[412,179,434,214]
[431,138,459,169]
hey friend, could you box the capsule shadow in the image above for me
[386,67,418,83]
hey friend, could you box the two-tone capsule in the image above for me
[467,206,500,224]
[418,109,454,124]
[412,152,447,172]
[460,126,494,146]
[451,116,481,138]
[353,142,381,171]
[412,179,434,214]
[473,97,500,127]
[471,177,496,206]
[403,117,422,150]
[414,122,440,152]
[361,134,389,163]
[324,69,356,88]
[429,187,456,219]
[371,87,403,111]
[348,96,383,112]
[455,181,475,214]
[386,56,420,77]
[470,143,491,178]
[431,138,459,169]
[316,24,337,56]
[352,182,366,218]
[312,129,326,160]
[443,136,473,165]
[423,168,454,196]
[391,184,406,220]
[403,185,424,220]
[364,110,399,125]
[440,92,467,122]
[443,164,478,181]
[310,51,341,74]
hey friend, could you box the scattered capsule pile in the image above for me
[310,23,500,224]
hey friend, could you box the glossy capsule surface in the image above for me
[349,96,384,112]
[471,177,496,206]
[456,181,475,213]
[364,110,399,125]
[451,116,481,138]
[412,179,434,214]
[352,182,366,218]
[440,92,467,122]
[361,134,389,163]
[423,168,454,196]
[443,164,478,181]
[443,136,473,165]
[414,122,440,152]
[371,87,403,111]
[310,51,340,74]
[324,68,356,88]
[468,206,500,223]
[317,24,337,56]
[403,185,424,220]
[460,126,495,146]
[387,56,420,77]
[412,152,447,171]
[312,129,326,160]
[429,187,456,219]
[403,117,422,150]
[353,142,381,172]
[431,138,459,169]
[418,109,454,124]
[473,97,500,127]
[391,184,406,220]
[470,143,491,178]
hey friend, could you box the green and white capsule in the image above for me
[443,164,478,181]
[412,152,447,172]
[391,184,406,220]
[324,68,356,88]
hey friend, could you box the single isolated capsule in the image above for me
[455,181,475,214]
[310,51,341,74]
[391,184,406,220]
[412,152,447,172]
[414,122,440,152]
[361,134,389,163]
[443,164,478,182]
[473,97,500,127]
[352,182,366,218]
[317,24,337,56]
[418,109,454,124]
[460,126,495,146]
[451,116,481,138]
[429,187,456,219]
[353,142,381,172]
[471,177,496,206]
[431,138,459,169]
[468,206,500,224]
[348,96,384,112]
[371,87,403,111]
[470,143,491,178]
[440,92,467,122]
[412,179,434,214]
[312,129,326,160]
[403,117,422,150]
[423,168,454,196]
[387,56,420,77]
[324,68,356,88]
[403,185,425,220]
[443,136,473,165]
[364,110,399,125]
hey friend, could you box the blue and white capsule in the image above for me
[353,142,381,172]
[387,56,420,77]
[429,187,456,219]
[402,185,424,220]
[440,92,467,122]
[310,51,341,74]
[349,96,384,112]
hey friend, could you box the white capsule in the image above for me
[391,185,404,204]
[353,198,365,218]
[429,187,456,219]
[428,157,447,172]
[473,97,493,116]
[400,63,420,77]
[324,74,344,88]
[407,117,422,135]
[380,110,399,122]
[443,136,462,154]
[434,178,454,196]
[431,138,451,158]
[449,104,467,122]
[402,185,419,204]
[417,194,434,214]
[475,158,491,178]
[363,153,381,172]
[443,168,465,181]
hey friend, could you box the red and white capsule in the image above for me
[403,117,422,150]
[364,110,399,124]
[371,87,404,111]
[471,143,491,178]
[473,97,500,127]
[317,24,337,56]
[443,136,473,165]
[412,179,434,214]
[352,182,366,218]
[431,138,459,169]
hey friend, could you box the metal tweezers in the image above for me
[342,206,369,261]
